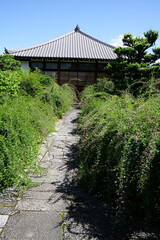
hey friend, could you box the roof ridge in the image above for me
[78,30,115,49]
[7,30,75,54]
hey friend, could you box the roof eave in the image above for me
[14,55,116,61]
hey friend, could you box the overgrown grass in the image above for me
[78,82,160,227]
[0,69,76,190]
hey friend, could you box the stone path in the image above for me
[0,108,80,240]
[0,107,159,240]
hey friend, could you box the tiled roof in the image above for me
[5,25,117,60]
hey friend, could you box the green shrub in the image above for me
[19,70,76,117]
[19,68,53,97]
[79,84,96,102]
[80,78,116,103]
[95,78,115,94]
[0,69,76,190]
[0,70,21,98]
[0,96,56,189]
[0,55,21,71]
[78,88,160,226]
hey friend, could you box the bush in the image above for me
[95,78,115,94]
[0,70,21,99]
[0,69,76,190]
[42,83,76,118]
[19,68,53,97]
[0,96,56,189]
[80,78,116,103]
[78,88,160,226]
[0,55,21,71]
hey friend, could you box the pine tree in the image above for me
[105,29,160,92]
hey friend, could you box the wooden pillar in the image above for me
[77,59,79,87]
[43,59,46,72]
[57,60,60,84]
[95,60,98,83]
[29,59,32,69]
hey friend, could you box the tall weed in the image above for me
[0,96,55,189]
[0,69,76,190]
[78,88,160,226]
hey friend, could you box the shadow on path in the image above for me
[53,116,160,240]
[63,149,159,239]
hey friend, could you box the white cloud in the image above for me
[110,34,124,47]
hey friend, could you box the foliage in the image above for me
[0,96,55,189]
[19,68,53,97]
[105,29,160,92]
[0,70,21,98]
[42,82,77,118]
[80,78,116,103]
[95,78,115,94]
[0,55,21,71]
[78,85,160,226]
[0,69,76,190]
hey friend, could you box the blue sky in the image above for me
[1,0,160,54]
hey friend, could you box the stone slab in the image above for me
[0,201,17,207]
[47,168,67,176]
[49,161,68,169]
[27,183,58,192]
[57,131,72,136]
[50,147,64,153]
[0,215,9,227]
[31,176,47,183]
[0,211,62,240]
[41,154,54,161]
[50,145,65,149]
[0,207,15,215]
[44,174,66,183]
[40,161,52,169]
[54,135,67,141]
[16,198,70,211]
[22,191,58,200]
[50,153,64,159]
[52,140,67,147]
[66,136,79,142]
[50,159,63,163]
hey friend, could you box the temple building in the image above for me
[5,25,117,91]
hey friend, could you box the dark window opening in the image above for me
[98,63,107,72]
[30,61,43,70]
[46,62,58,70]
[60,63,77,71]
[79,63,95,71]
